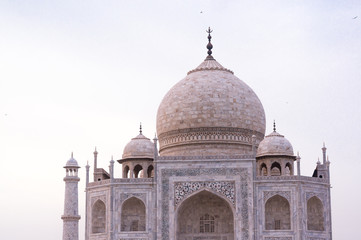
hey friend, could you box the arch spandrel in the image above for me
[174,181,235,210]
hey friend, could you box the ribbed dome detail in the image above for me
[187,59,233,75]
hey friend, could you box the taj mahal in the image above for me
[61,29,332,240]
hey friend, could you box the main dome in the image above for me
[156,45,266,156]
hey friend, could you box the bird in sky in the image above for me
[200,11,203,14]
[353,16,358,19]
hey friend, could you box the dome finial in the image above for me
[273,120,276,132]
[71,152,73,158]
[139,122,142,134]
[205,27,214,60]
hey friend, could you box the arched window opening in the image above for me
[123,165,130,178]
[177,190,234,240]
[271,162,281,176]
[200,213,215,233]
[147,165,154,178]
[121,197,146,232]
[265,195,291,230]
[133,165,143,178]
[260,163,267,176]
[307,196,325,231]
[92,200,106,234]
[285,162,292,176]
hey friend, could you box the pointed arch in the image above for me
[271,162,281,176]
[307,196,325,231]
[147,165,154,178]
[285,162,292,176]
[265,195,291,230]
[260,163,268,176]
[121,197,146,231]
[92,200,106,234]
[133,164,143,178]
[176,190,234,240]
[123,165,130,178]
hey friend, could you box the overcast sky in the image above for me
[0,1,360,239]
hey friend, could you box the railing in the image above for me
[256,175,329,183]
[157,155,254,161]
[88,178,154,187]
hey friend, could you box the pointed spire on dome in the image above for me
[71,152,73,158]
[273,120,276,132]
[205,27,214,60]
[139,122,143,134]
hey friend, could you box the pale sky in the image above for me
[0,1,360,239]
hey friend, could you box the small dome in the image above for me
[257,131,294,157]
[65,153,79,167]
[122,133,154,160]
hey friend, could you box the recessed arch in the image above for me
[307,196,325,231]
[123,165,130,178]
[176,190,234,240]
[271,162,281,176]
[147,165,154,178]
[133,164,143,178]
[285,162,292,176]
[265,195,290,230]
[92,200,106,234]
[260,163,267,176]
[121,197,146,232]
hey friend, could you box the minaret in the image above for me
[62,153,81,240]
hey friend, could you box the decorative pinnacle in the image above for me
[94,147,98,154]
[71,152,73,158]
[205,27,214,60]
[273,120,276,132]
[139,122,142,134]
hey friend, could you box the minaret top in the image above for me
[65,152,80,168]
[139,122,143,135]
[205,27,214,60]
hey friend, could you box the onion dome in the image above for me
[65,153,79,167]
[257,124,294,158]
[122,127,154,160]
[156,28,266,156]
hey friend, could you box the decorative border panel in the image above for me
[174,181,235,208]
[264,237,292,240]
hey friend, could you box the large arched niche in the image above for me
[92,200,106,234]
[176,190,234,240]
[307,196,325,231]
[121,197,146,232]
[265,195,291,230]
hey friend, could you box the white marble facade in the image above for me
[63,32,332,240]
